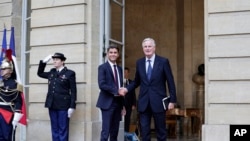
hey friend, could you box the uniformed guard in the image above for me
[37,52,77,141]
[0,51,23,141]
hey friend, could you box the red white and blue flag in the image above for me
[9,26,16,56]
[0,27,7,67]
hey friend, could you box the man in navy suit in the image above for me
[96,45,125,141]
[120,38,177,141]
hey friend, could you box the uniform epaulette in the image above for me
[16,82,23,92]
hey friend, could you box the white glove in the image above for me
[42,54,52,63]
[12,112,23,128]
[12,120,18,128]
[68,108,75,118]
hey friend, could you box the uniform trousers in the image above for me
[49,109,69,141]
[0,114,13,141]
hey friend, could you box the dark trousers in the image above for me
[0,115,13,141]
[100,100,122,141]
[124,106,132,132]
[49,109,69,141]
[140,105,167,141]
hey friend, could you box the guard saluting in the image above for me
[0,49,23,141]
[37,52,77,141]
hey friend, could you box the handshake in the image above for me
[118,87,128,96]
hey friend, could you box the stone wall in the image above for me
[203,0,250,140]
[28,0,100,141]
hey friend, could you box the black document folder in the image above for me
[162,96,170,110]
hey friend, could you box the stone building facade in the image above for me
[0,0,250,141]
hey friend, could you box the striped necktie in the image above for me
[147,60,152,80]
[113,65,119,89]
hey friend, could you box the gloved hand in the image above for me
[68,108,75,118]
[12,112,23,128]
[42,54,52,63]
[12,120,18,128]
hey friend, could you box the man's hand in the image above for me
[132,105,136,110]
[68,108,75,118]
[42,54,52,63]
[119,87,128,96]
[168,103,175,110]
[121,106,126,116]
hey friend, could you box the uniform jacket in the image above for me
[0,79,23,112]
[37,61,77,110]
[0,78,22,112]
[0,78,23,139]
[96,61,124,110]
[127,55,176,113]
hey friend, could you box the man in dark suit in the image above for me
[37,52,77,141]
[96,45,125,141]
[120,38,177,141]
[124,67,136,133]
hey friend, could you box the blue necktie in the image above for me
[113,65,119,89]
[147,60,152,80]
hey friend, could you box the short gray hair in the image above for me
[142,38,156,47]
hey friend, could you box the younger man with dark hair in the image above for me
[96,46,125,141]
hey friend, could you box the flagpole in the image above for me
[20,0,28,140]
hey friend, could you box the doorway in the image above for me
[104,0,204,139]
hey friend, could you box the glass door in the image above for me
[100,0,125,69]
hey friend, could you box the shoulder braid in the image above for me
[16,81,23,92]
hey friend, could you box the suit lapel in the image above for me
[105,62,115,80]
[106,62,123,87]
[138,58,149,82]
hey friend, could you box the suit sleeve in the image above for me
[37,60,50,79]
[98,65,118,96]
[164,59,177,103]
[127,61,141,92]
